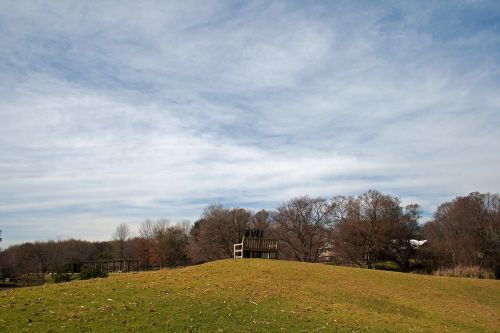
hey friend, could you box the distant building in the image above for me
[410,239,427,247]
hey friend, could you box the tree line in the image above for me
[0,190,498,278]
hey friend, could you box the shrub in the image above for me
[434,265,495,279]
[373,260,401,272]
[51,271,72,283]
[79,267,108,280]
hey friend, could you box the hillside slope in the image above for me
[1,259,499,332]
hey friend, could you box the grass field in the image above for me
[1,259,499,332]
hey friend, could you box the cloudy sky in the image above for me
[1,1,499,247]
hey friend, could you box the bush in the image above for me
[51,271,71,283]
[373,260,401,272]
[434,265,495,279]
[79,267,108,280]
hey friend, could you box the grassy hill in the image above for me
[1,259,499,332]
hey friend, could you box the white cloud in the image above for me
[0,1,499,246]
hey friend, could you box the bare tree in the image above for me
[251,210,274,234]
[147,220,190,268]
[424,192,500,276]
[273,196,336,262]
[133,219,156,269]
[139,219,155,239]
[1,243,37,277]
[331,195,366,266]
[0,239,116,278]
[189,205,251,262]
[332,190,420,269]
[388,204,422,271]
[357,190,402,268]
[113,223,130,259]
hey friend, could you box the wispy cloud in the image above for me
[1,1,499,247]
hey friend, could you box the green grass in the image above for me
[1,259,499,332]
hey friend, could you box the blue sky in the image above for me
[1,1,500,247]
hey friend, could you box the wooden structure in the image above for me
[66,259,140,273]
[234,229,278,259]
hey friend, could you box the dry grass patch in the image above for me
[0,260,499,332]
[434,265,496,279]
